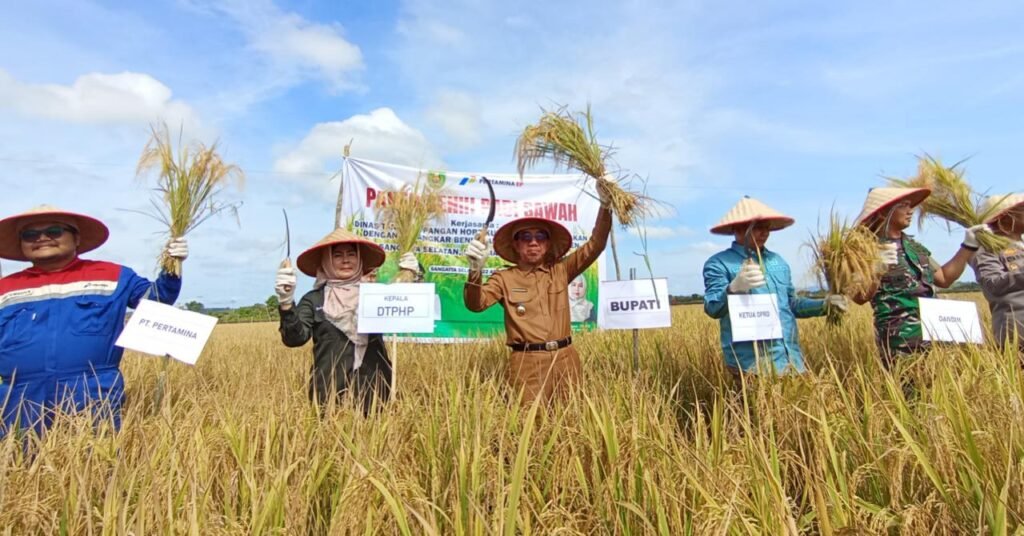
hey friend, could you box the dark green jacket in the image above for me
[279,287,391,409]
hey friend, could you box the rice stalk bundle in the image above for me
[888,154,1010,252]
[375,178,446,282]
[809,212,882,326]
[514,105,653,226]
[136,123,244,276]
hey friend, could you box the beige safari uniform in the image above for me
[464,208,611,403]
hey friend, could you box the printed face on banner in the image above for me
[341,158,606,339]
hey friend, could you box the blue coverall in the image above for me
[0,258,180,433]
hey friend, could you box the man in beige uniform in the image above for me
[463,200,611,404]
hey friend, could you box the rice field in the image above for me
[2,294,1022,535]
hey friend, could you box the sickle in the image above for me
[475,177,496,242]
[281,208,292,269]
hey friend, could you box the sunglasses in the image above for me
[19,225,77,242]
[515,231,549,243]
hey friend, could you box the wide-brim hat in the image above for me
[855,187,930,227]
[980,193,1024,224]
[709,196,795,235]
[493,217,573,264]
[296,228,386,277]
[0,205,109,261]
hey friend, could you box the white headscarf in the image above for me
[314,245,369,369]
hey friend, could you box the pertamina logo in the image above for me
[426,170,447,189]
[458,175,524,187]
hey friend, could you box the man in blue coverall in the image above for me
[702,197,847,377]
[0,205,188,433]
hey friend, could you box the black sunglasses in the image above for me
[19,225,77,242]
[515,230,549,243]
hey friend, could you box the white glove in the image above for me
[825,294,849,312]
[877,243,898,269]
[398,252,421,275]
[165,237,189,261]
[275,264,297,306]
[728,261,765,293]
[963,223,990,250]
[465,239,488,272]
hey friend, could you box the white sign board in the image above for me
[919,297,984,344]
[727,294,783,342]
[115,299,219,365]
[598,278,671,330]
[358,283,436,334]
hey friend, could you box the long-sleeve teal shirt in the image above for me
[702,242,825,374]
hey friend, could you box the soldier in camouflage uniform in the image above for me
[852,187,988,365]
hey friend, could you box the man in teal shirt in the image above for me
[703,197,847,376]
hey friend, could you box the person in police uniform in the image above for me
[463,192,611,404]
[970,193,1024,353]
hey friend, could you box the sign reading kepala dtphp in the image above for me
[115,299,219,365]
[919,297,983,344]
[357,283,436,333]
[598,278,671,330]
[727,294,783,342]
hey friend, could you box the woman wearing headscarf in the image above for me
[969,193,1024,353]
[273,228,420,414]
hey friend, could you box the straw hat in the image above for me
[0,205,110,261]
[296,228,386,277]
[855,187,931,226]
[493,217,573,264]
[709,196,795,235]
[980,193,1024,224]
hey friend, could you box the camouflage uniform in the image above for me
[872,234,936,363]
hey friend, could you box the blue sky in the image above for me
[1,0,1021,307]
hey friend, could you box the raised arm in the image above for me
[564,207,613,281]
[463,270,505,312]
[279,293,316,347]
[126,267,182,308]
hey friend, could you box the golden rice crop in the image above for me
[808,211,882,325]
[136,123,244,276]
[3,296,1023,534]
[888,154,1011,252]
[375,177,446,282]
[514,105,654,226]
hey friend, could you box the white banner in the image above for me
[115,299,219,365]
[341,157,606,339]
[727,294,783,342]
[920,297,984,344]
[598,278,671,330]
[358,283,436,334]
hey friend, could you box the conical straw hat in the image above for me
[296,228,387,277]
[709,196,795,235]
[980,193,1024,224]
[855,187,930,226]
[493,217,573,264]
[0,205,109,261]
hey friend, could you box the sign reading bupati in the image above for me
[598,278,671,330]
[727,294,783,342]
[919,297,983,344]
[357,283,436,333]
[341,157,604,340]
[115,299,219,365]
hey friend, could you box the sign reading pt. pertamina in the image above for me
[597,278,671,330]
[357,283,436,334]
[115,299,219,365]
[919,297,983,344]
[727,294,783,342]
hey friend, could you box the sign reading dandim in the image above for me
[919,297,983,344]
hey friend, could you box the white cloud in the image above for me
[0,69,199,127]
[627,225,697,239]
[273,108,441,192]
[192,0,363,92]
[424,90,482,148]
